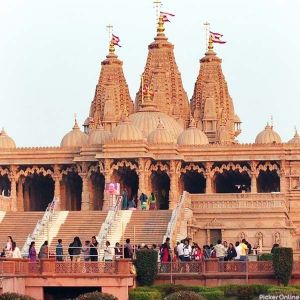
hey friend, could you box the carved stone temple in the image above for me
[1,16,300,258]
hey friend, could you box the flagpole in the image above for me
[203,21,210,51]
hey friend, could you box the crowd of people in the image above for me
[0,234,280,265]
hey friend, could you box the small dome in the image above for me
[0,128,16,149]
[111,118,144,142]
[255,124,281,144]
[288,129,300,144]
[234,114,241,123]
[177,119,209,146]
[88,124,112,145]
[129,111,183,139]
[148,121,175,145]
[61,119,88,147]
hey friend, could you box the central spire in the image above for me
[135,14,190,127]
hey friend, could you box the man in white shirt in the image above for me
[214,240,226,260]
[177,240,185,261]
[235,241,242,260]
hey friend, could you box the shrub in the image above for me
[199,290,224,300]
[267,286,300,296]
[272,247,293,286]
[236,286,254,300]
[154,284,190,297]
[165,291,205,300]
[129,290,161,300]
[76,291,118,300]
[135,249,158,286]
[222,284,270,298]
[0,293,36,300]
[258,253,273,261]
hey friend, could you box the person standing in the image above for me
[70,237,82,262]
[148,192,157,210]
[177,240,185,261]
[239,239,249,261]
[56,239,63,261]
[82,240,91,261]
[12,242,21,258]
[5,236,13,258]
[121,189,128,210]
[225,243,237,261]
[38,241,49,259]
[139,192,148,210]
[104,241,113,261]
[183,239,191,261]
[90,236,98,261]
[28,241,37,262]
[124,238,133,259]
[214,240,226,260]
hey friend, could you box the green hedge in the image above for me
[128,290,161,300]
[273,247,293,286]
[165,291,205,300]
[0,293,36,300]
[267,286,300,296]
[135,249,158,286]
[199,290,224,300]
[258,253,273,261]
[76,291,118,300]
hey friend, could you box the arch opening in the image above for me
[90,172,105,210]
[181,171,206,194]
[112,167,139,202]
[151,171,170,210]
[257,168,280,193]
[61,172,82,211]
[23,174,54,211]
[0,175,11,197]
[214,170,251,193]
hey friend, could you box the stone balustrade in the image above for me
[190,193,287,211]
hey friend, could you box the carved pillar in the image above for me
[8,169,17,211]
[280,161,286,193]
[17,177,24,211]
[53,165,62,210]
[205,162,212,194]
[79,173,90,211]
[137,159,146,209]
[103,159,112,211]
[169,161,181,210]
[250,161,257,193]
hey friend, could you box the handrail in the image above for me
[97,195,122,250]
[21,197,57,257]
[162,191,188,246]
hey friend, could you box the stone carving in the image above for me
[274,232,281,245]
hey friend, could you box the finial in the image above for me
[109,40,115,54]
[0,127,6,135]
[73,114,80,130]
[203,21,210,52]
[270,115,274,128]
[157,14,165,35]
[208,35,214,51]
[294,126,299,137]
[153,0,162,23]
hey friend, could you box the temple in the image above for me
[1,16,300,262]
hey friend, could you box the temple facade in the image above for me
[1,16,300,256]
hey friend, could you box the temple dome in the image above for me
[111,118,144,142]
[177,119,209,146]
[255,124,281,144]
[288,130,300,144]
[148,121,175,145]
[129,111,183,139]
[61,119,88,147]
[0,128,16,149]
[88,124,112,145]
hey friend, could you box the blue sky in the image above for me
[0,0,299,146]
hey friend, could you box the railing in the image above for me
[0,259,131,276]
[97,195,122,250]
[21,198,57,257]
[191,193,287,211]
[157,260,274,275]
[162,191,189,245]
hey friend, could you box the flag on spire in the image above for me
[209,31,226,44]
[112,34,122,47]
[160,11,175,23]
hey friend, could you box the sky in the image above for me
[0,0,300,147]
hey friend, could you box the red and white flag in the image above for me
[112,34,122,47]
[160,11,175,23]
[209,31,226,44]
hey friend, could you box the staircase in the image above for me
[106,210,172,247]
[48,211,107,252]
[0,212,43,250]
